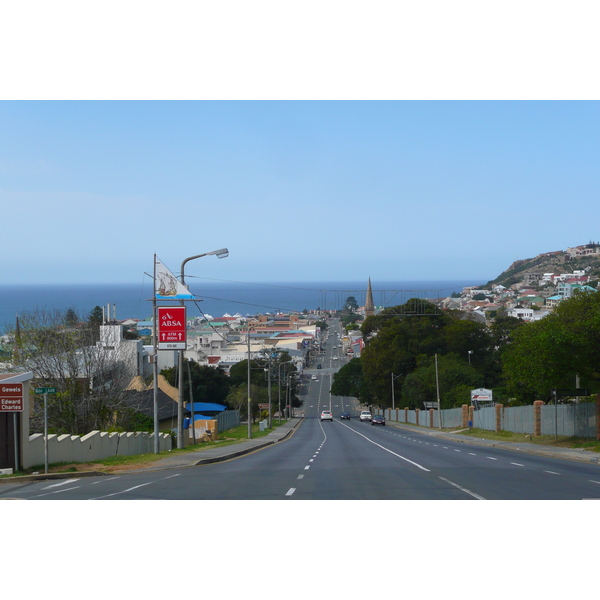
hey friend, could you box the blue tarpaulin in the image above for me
[185,402,227,413]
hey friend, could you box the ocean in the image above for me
[0,279,482,333]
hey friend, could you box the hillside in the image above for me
[482,244,600,289]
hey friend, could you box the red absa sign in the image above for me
[158,306,187,350]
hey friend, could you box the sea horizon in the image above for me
[0,278,484,333]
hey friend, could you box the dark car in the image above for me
[371,414,386,426]
[340,411,351,420]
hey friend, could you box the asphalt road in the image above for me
[2,318,600,500]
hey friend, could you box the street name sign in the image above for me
[1,383,23,412]
[158,306,187,350]
[35,387,57,394]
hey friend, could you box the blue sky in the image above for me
[3,100,600,285]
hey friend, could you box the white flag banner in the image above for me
[155,256,194,299]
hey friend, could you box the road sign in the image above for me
[158,306,187,350]
[1,383,23,412]
[258,403,270,410]
[35,387,57,394]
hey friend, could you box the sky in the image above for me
[2,4,600,288]
[3,100,600,286]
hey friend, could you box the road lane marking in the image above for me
[41,479,80,489]
[297,475,304,480]
[90,481,154,499]
[438,477,486,500]
[285,488,296,496]
[486,457,497,461]
[544,470,560,475]
[304,466,310,470]
[338,421,430,471]
[33,486,82,498]
[511,462,524,467]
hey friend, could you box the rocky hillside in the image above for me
[482,244,600,289]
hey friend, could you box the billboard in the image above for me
[158,306,187,350]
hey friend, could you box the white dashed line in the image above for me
[285,488,296,496]
[511,462,524,467]
[544,470,560,475]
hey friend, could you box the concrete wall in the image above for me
[25,429,172,468]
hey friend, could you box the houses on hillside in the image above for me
[438,269,598,323]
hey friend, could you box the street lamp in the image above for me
[176,248,229,450]
[278,361,294,424]
[468,350,473,366]
[287,371,298,418]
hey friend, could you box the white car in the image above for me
[311,374,318,380]
[320,410,333,422]
[359,411,372,422]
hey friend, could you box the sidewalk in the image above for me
[386,420,600,465]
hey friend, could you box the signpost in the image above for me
[0,383,24,412]
[35,387,57,473]
[157,306,187,349]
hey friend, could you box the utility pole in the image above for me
[247,326,252,439]
[435,353,442,429]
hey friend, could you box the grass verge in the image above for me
[457,427,600,452]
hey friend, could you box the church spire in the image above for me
[365,278,374,316]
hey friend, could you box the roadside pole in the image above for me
[44,392,48,474]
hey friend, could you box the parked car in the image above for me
[371,414,386,426]
[317,364,322,369]
[311,375,318,380]
[320,410,333,422]
[340,411,351,420]
[359,411,372,422]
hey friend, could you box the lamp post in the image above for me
[278,361,294,424]
[176,248,228,449]
[468,350,473,366]
[287,371,297,418]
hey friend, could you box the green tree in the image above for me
[502,289,600,400]
[331,357,371,402]
[161,359,232,407]
[344,296,358,311]
[402,354,483,409]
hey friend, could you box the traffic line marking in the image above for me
[511,462,524,467]
[41,479,80,489]
[438,476,486,500]
[544,470,560,475]
[285,488,296,496]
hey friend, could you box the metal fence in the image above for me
[216,409,241,432]
[540,403,596,437]
[386,403,597,438]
